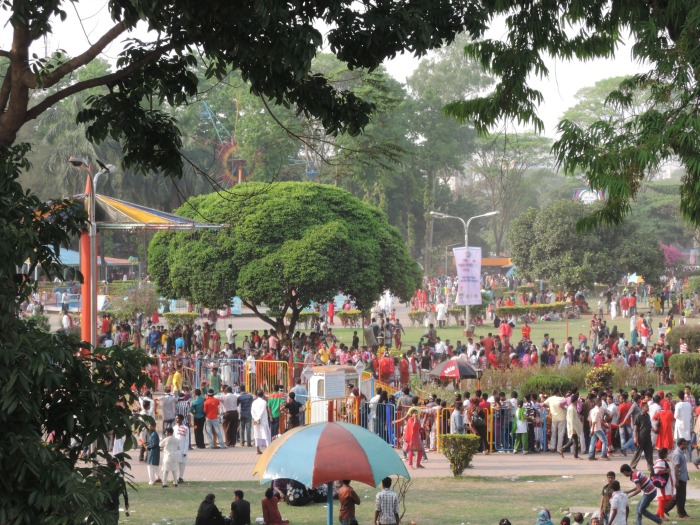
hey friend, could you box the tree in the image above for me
[406,34,493,273]
[561,76,654,128]
[507,200,665,290]
[466,132,553,254]
[443,2,700,231]
[107,283,164,322]
[149,182,422,335]
[1,1,473,167]
[0,145,153,525]
[0,2,475,522]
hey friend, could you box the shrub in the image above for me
[163,312,198,327]
[489,286,509,298]
[494,302,570,318]
[516,285,536,293]
[521,373,575,395]
[585,363,615,389]
[613,363,658,388]
[408,310,427,326]
[23,313,51,332]
[666,325,700,352]
[447,307,464,325]
[669,353,700,384]
[439,434,480,476]
[337,309,362,325]
[686,276,700,293]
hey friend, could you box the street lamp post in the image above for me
[429,210,500,333]
[68,156,114,351]
[444,241,463,275]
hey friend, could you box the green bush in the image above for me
[494,301,570,318]
[23,313,51,332]
[489,286,509,297]
[439,434,480,476]
[408,310,427,326]
[585,363,615,389]
[686,276,700,293]
[666,324,700,352]
[337,309,362,325]
[447,307,464,325]
[516,285,536,293]
[521,373,575,395]
[669,354,700,384]
[163,312,198,327]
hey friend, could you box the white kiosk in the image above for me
[306,365,363,423]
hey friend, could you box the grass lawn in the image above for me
[123,475,699,524]
[324,318,589,351]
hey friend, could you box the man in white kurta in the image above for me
[159,428,180,487]
[251,390,271,454]
[674,393,693,460]
[172,414,189,483]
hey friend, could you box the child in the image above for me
[513,399,529,454]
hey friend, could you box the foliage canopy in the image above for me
[507,200,664,290]
[149,182,422,334]
[444,2,700,231]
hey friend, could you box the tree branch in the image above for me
[0,65,11,113]
[26,22,127,89]
[0,50,9,59]
[24,43,176,123]
[242,300,278,331]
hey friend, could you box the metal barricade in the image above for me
[535,406,548,452]
[435,406,453,452]
[308,396,359,425]
[245,360,289,394]
[359,401,396,445]
[490,406,515,452]
[360,371,374,400]
[195,358,245,390]
[182,366,196,390]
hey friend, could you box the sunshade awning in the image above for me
[74,194,224,231]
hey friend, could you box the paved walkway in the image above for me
[126,444,700,499]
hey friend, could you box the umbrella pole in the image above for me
[326,482,333,525]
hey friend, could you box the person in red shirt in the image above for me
[621,295,629,317]
[203,389,225,449]
[399,355,410,387]
[652,398,674,450]
[487,352,499,368]
[499,320,513,347]
[261,488,283,525]
[521,321,531,342]
[483,333,494,359]
[628,293,637,316]
[378,351,395,384]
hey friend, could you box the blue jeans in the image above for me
[636,490,662,525]
[620,424,637,453]
[205,418,225,448]
[239,415,252,446]
[589,429,608,458]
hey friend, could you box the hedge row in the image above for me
[521,374,575,395]
[163,312,198,327]
[494,302,571,317]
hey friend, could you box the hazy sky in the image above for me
[4,5,645,137]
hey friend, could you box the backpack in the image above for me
[651,461,670,488]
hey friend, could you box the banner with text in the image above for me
[453,246,482,306]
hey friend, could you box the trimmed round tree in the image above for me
[149,182,421,335]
